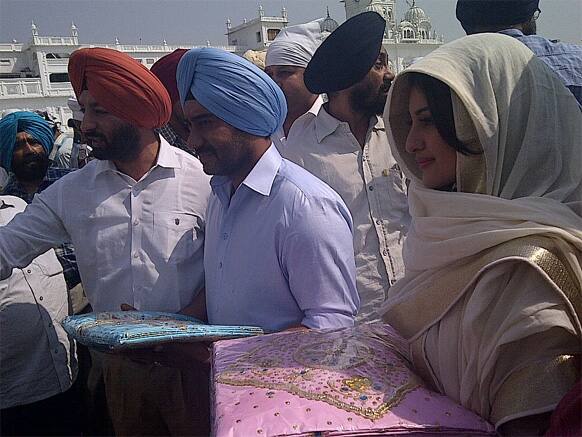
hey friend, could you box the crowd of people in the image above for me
[0,0,580,435]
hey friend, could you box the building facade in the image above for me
[0,2,442,125]
[343,0,444,71]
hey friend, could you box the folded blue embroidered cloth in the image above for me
[62,311,264,351]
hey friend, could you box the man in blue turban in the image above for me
[0,111,53,177]
[176,47,359,336]
[0,111,81,291]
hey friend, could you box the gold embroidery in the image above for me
[217,377,418,421]
[490,355,579,427]
[216,326,421,420]
[343,376,372,392]
[384,236,581,341]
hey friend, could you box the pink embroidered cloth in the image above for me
[211,324,495,436]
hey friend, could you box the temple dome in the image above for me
[321,7,339,33]
[404,2,429,25]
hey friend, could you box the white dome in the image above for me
[405,6,428,24]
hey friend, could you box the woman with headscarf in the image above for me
[381,33,581,435]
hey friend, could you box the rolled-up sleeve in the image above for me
[283,195,359,329]
[0,188,69,280]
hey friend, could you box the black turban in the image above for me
[304,11,386,94]
[456,0,540,31]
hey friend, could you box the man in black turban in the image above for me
[456,0,582,107]
[283,11,410,324]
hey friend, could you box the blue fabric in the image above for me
[500,29,582,107]
[0,111,54,172]
[61,311,264,351]
[176,48,287,137]
[205,145,359,332]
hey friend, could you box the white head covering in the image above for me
[266,19,325,68]
[242,50,267,70]
[382,32,582,275]
[67,97,83,121]
[380,34,582,427]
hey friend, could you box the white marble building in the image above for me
[0,2,442,125]
[343,0,444,72]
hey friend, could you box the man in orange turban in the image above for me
[69,47,171,129]
[0,48,211,434]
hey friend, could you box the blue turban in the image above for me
[177,48,287,137]
[0,111,54,172]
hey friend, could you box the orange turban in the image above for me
[68,48,171,129]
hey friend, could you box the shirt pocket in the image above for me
[153,211,204,263]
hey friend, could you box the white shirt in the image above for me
[0,139,211,312]
[284,106,410,323]
[271,95,324,151]
[0,196,75,409]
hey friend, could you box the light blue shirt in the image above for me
[205,145,359,332]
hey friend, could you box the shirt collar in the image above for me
[308,95,325,116]
[241,144,282,196]
[315,105,343,143]
[371,115,385,131]
[315,107,384,143]
[499,28,525,38]
[95,136,181,176]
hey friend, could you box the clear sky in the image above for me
[1,0,580,46]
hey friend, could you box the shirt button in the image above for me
[27,269,32,273]
[219,262,223,269]
[133,252,139,259]
[369,185,374,191]
[375,219,382,225]
[383,249,388,256]
[39,296,44,301]
[54,349,59,354]
[133,219,139,226]
[222,233,228,240]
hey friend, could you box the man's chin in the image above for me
[13,167,48,182]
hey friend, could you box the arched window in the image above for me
[403,28,414,39]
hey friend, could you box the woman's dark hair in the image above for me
[407,72,477,156]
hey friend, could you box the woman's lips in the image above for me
[416,158,434,169]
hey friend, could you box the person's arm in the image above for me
[282,195,359,329]
[178,287,207,322]
[0,191,69,280]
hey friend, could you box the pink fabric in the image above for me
[211,324,495,436]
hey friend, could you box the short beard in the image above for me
[349,83,388,117]
[91,124,142,162]
[522,18,537,35]
[12,153,50,182]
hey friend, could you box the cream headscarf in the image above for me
[381,33,582,287]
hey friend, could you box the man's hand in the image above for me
[118,302,211,368]
[122,342,211,369]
